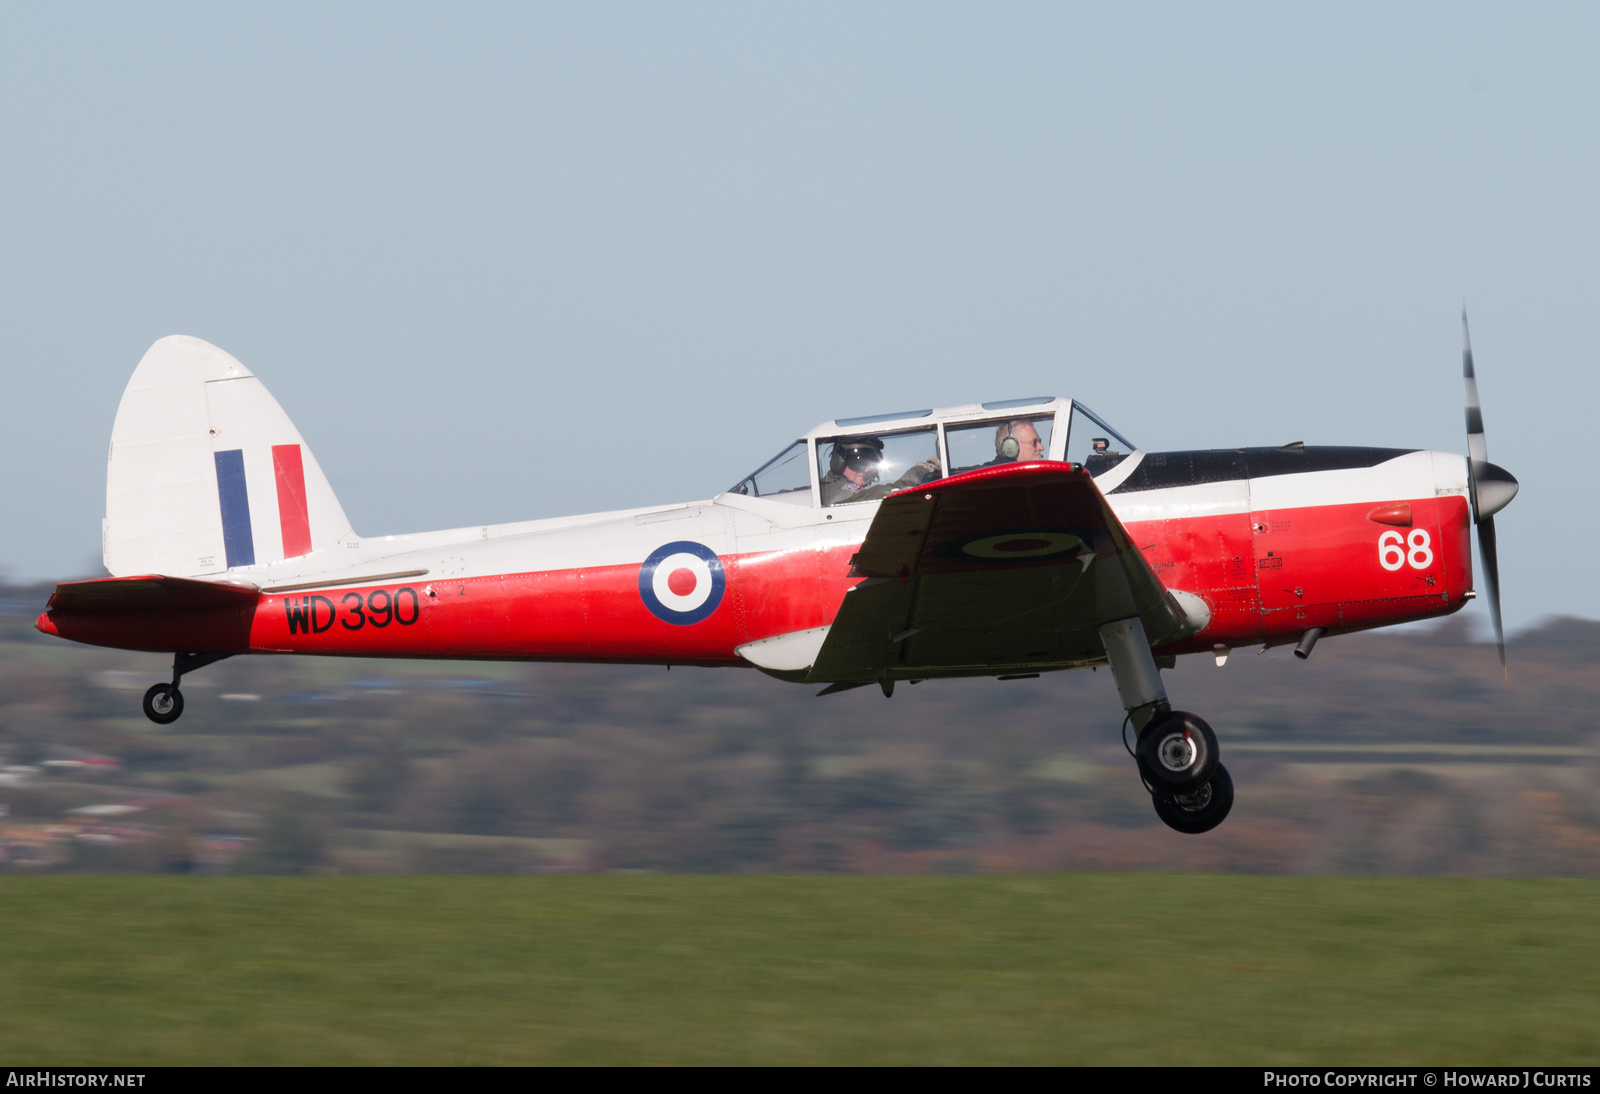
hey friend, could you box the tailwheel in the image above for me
[1135,709,1218,792]
[142,683,184,725]
[1152,763,1234,834]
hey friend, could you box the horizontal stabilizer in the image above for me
[38,575,260,654]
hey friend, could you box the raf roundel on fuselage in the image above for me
[638,541,727,626]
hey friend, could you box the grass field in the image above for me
[2,875,1597,1065]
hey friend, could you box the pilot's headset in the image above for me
[996,420,1024,460]
[830,436,885,476]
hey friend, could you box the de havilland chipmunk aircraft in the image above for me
[35,322,1518,833]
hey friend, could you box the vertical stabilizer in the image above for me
[104,336,354,578]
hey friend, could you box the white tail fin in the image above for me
[104,336,354,578]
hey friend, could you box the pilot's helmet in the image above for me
[829,435,885,477]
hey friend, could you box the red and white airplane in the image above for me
[36,323,1517,833]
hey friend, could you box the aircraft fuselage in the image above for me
[40,445,1473,673]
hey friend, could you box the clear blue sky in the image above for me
[2,3,1593,634]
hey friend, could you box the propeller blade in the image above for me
[1477,515,1506,677]
[1463,309,1488,523]
[1462,310,1509,677]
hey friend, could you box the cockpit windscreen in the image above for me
[728,440,812,505]
[1065,404,1137,477]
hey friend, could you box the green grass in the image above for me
[1,875,1597,1065]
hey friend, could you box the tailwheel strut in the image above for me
[141,652,233,725]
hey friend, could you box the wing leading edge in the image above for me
[807,462,1195,685]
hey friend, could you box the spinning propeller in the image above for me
[1461,311,1519,676]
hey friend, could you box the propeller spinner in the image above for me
[1462,311,1519,676]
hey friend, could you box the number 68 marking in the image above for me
[1379,529,1433,571]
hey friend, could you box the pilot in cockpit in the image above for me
[988,420,1046,465]
[820,435,942,506]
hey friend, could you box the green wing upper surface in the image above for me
[808,462,1192,684]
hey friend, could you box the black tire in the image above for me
[142,683,184,725]
[1152,763,1234,834]
[1135,710,1218,792]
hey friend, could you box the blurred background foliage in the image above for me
[2,580,1596,876]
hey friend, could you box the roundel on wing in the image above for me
[638,541,727,625]
[934,528,1092,564]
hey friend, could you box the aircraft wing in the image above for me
[807,462,1194,685]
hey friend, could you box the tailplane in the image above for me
[104,336,354,577]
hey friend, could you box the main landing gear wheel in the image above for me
[1135,710,1218,792]
[142,683,184,725]
[1152,763,1234,834]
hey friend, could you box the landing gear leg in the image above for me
[141,652,233,724]
[1098,617,1169,734]
[1098,617,1230,833]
